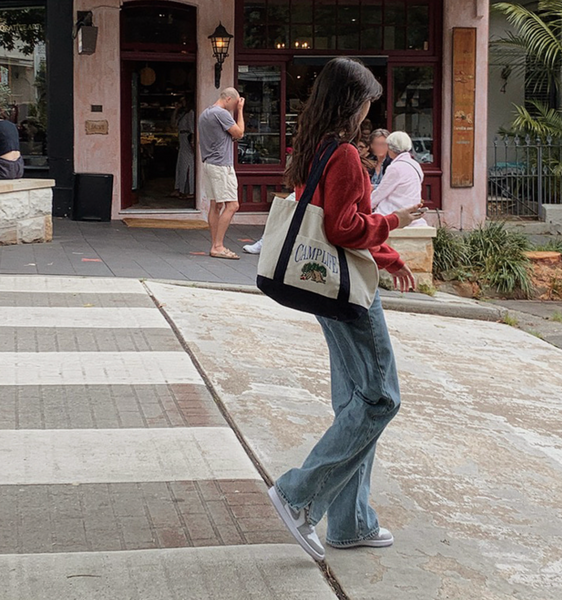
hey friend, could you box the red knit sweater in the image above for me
[295,143,404,274]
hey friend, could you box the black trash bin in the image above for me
[73,173,113,221]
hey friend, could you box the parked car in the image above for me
[411,137,433,163]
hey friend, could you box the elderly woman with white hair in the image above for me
[371,131,427,227]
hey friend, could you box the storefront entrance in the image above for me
[122,60,196,210]
[120,2,197,211]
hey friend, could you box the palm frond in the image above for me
[492,2,562,70]
[538,0,562,19]
[510,100,562,139]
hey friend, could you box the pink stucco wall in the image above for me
[431,0,490,230]
[73,0,235,220]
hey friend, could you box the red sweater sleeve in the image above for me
[296,143,404,273]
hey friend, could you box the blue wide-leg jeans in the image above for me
[275,292,401,546]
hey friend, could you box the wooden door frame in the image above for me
[120,60,135,210]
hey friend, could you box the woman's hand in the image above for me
[392,264,416,293]
[393,204,424,229]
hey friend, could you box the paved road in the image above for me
[0,275,334,600]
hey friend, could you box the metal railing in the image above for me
[488,135,562,219]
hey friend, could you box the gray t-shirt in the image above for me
[198,105,236,166]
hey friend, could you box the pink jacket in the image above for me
[371,152,428,227]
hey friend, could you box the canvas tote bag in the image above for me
[257,140,379,322]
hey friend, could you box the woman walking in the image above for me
[267,58,423,561]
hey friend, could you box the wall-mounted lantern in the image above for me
[209,23,233,89]
[75,11,98,55]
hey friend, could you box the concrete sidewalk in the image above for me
[0,275,336,600]
[149,281,562,600]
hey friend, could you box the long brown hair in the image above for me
[285,57,383,188]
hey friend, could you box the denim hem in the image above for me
[326,529,380,547]
[274,482,321,526]
[273,482,293,505]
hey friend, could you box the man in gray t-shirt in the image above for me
[199,105,235,166]
[198,87,245,259]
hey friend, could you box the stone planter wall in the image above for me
[0,179,55,245]
[385,226,437,286]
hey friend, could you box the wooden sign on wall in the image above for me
[451,27,477,188]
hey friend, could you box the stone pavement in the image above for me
[0,218,262,285]
[148,282,562,600]
[0,275,336,600]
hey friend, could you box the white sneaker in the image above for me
[268,486,325,561]
[243,238,263,254]
[327,528,394,549]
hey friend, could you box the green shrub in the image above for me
[464,223,532,295]
[483,247,533,296]
[465,222,530,267]
[432,222,533,296]
[432,227,467,277]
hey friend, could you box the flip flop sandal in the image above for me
[210,249,240,260]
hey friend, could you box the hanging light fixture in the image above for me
[209,23,233,89]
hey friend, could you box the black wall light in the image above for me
[209,23,233,89]
[74,11,98,55]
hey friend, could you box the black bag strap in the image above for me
[273,139,340,283]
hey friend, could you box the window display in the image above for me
[237,65,282,165]
[392,66,435,164]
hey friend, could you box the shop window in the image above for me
[407,4,430,51]
[121,4,196,53]
[338,0,360,50]
[243,0,431,52]
[237,65,282,165]
[292,0,312,23]
[314,1,337,51]
[392,66,435,164]
[360,0,383,51]
[0,5,47,172]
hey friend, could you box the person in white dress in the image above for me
[171,96,195,198]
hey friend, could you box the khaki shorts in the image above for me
[202,162,238,202]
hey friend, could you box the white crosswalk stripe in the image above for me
[0,276,146,294]
[0,546,331,600]
[0,428,259,484]
[0,351,202,385]
[0,306,169,328]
